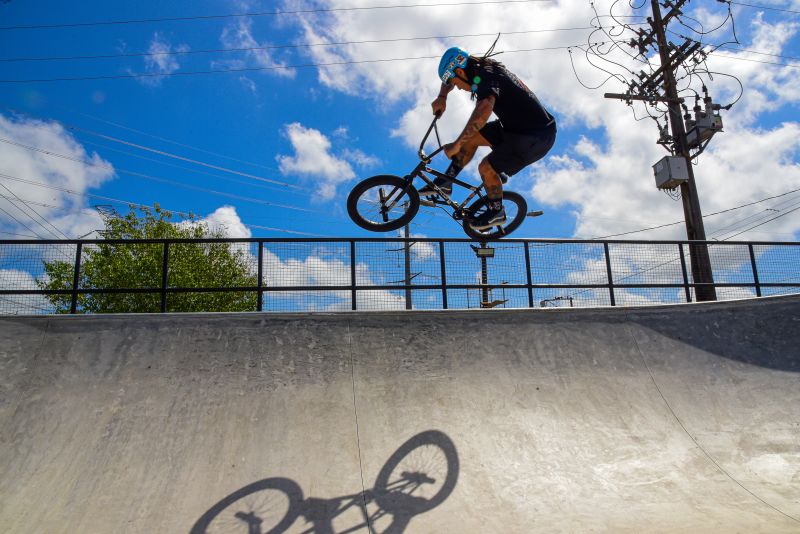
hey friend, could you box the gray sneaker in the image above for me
[470,207,506,231]
[417,177,452,197]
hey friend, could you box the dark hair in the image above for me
[465,56,504,99]
[466,55,504,77]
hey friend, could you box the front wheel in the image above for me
[347,175,420,232]
[462,191,528,240]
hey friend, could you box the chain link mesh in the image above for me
[1,239,797,314]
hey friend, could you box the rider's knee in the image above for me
[478,158,496,178]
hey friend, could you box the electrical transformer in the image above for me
[653,156,689,190]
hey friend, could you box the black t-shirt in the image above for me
[474,62,555,135]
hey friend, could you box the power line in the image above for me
[77,137,310,198]
[0,190,61,238]
[0,0,553,31]
[708,196,800,238]
[717,201,800,241]
[0,229,39,238]
[2,39,788,84]
[0,193,64,210]
[727,1,800,15]
[0,204,46,239]
[0,171,332,237]
[0,182,70,238]
[5,106,313,195]
[712,53,800,68]
[65,124,305,191]
[0,26,594,63]
[586,187,800,240]
[0,43,599,83]
[0,136,323,214]
[69,110,289,174]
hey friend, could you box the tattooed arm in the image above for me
[453,95,495,150]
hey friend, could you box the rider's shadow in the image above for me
[191,430,459,534]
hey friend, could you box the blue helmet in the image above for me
[438,46,469,84]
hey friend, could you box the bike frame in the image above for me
[403,116,487,222]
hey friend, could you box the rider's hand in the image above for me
[443,143,460,160]
[431,96,447,117]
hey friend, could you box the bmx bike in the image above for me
[347,116,533,240]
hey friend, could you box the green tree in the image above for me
[38,205,257,313]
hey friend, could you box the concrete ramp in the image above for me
[1,296,799,533]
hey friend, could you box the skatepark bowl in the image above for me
[1,294,799,532]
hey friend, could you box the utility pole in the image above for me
[606,0,717,301]
[649,0,716,302]
[403,203,412,310]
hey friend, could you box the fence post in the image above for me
[439,241,448,309]
[257,241,264,311]
[524,242,534,308]
[350,241,357,311]
[678,243,692,303]
[70,242,82,314]
[160,242,170,313]
[603,242,616,307]
[748,244,762,297]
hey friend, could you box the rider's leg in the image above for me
[478,157,503,200]
[419,133,490,196]
[446,133,487,177]
[470,157,507,230]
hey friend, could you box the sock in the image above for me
[445,161,463,179]
[489,199,504,211]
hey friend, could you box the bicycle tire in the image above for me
[373,430,459,516]
[189,477,303,534]
[347,175,420,232]
[462,190,528,240]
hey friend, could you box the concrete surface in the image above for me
[1,295,799,533]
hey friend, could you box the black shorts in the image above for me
[479,120,556,177]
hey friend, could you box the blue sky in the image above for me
[0,0,799,244]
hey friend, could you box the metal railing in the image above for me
[1,237,798,314]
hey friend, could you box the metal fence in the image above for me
[1,238,799,315]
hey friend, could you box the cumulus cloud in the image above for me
[183,205,252,238]
[0,269,53,314]
[0,113,115,239]
[261,247,405,310]
[277,122,372,199]
[284,1,799,242]
[140,32,190,86]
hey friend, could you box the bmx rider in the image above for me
[421,46,557,230]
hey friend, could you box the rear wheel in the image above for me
[347,175,420,232]
[462,191,528,240]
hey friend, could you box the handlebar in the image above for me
[418,115,445,162]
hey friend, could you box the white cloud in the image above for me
[140,32,190,86]
[262,247,404,310]
[0,269,52,314]
[192,205,252,238]
[341,148,380,168]
[276,122,356,200]
[238,75,258,95]
[219,16,295,80]
[287,1,799,241]
[0,113,115,239]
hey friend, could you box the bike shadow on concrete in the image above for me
[190,430,459,534]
